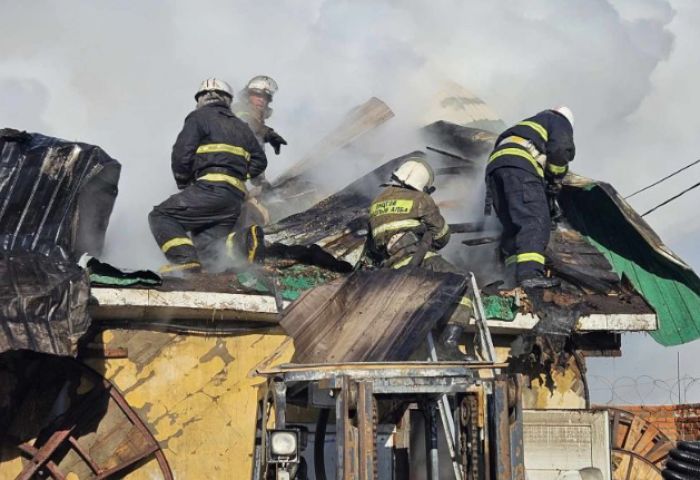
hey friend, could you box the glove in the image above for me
[174,173,192,190]
[264,128,287,155]
[546,181,563,198]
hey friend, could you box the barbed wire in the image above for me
[589,374,700,406]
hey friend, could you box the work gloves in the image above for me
[546,180,563,198]
[174,173,192,190]
[264,128,287,155]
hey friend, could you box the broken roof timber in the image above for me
[89,287,656,333]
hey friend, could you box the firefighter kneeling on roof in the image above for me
[485,106,576,289]
[149,78,268,275]
[368,154,476,361]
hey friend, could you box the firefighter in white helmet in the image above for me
[232,75,287,155]
[484,106,576,289]
[148,78,267,274]
[368,153,476,361]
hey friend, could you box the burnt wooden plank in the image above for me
[281,268,466,363]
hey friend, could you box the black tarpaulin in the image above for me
[0,253,90,355]
[280,268,468,363]
[0,129,120,257]
[0,129,120,356]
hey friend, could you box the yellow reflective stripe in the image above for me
[226,232,236,257]
[196,143,251,161]
[162,237,194,253]
[547,163,567,175]
[488,148,544,177]
[434,222,450,240]
[197,173,247,193]
[372,219,422,238]
[392,251,439,269]
[457,296,473,308]
[370,199,414,217]
[516,121,548,142]
[507,252,545,265]
[158,262,201,273]
[248,226,259,263]
[517,253,545,264]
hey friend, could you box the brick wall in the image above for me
[615,404,700,442]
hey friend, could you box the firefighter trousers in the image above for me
[486,166,551,282]
[148,181,244,269]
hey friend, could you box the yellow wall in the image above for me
[84,329,291,479]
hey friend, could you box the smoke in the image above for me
[1,1,699,400]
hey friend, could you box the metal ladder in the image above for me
[426,272,497,480]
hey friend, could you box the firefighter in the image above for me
[148,78,267,274]
[368,154,475,361]
[484,106,575,289]
[232,75,287,155]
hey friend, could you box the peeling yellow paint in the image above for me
[0,454,23,480]
[522,357,586,410]
[83,330,292,479]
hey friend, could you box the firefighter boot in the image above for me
[436,325,477,363]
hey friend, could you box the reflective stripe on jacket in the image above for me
[171,101,267,187]
[368,186,450,262]
[486,110,575,179]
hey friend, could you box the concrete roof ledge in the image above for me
[90,288,287,322]
[90,287,657,333]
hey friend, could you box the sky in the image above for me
[1,0,699,405]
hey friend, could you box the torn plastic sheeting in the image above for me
[0,252,91,356]
[84,256,161,288]
[0,129,121,258]
[482,294,519,322]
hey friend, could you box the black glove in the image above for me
[264,128,287,155]
[174,173,192,190]
[546,181,563,198]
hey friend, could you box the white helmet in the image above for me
[551,105,575,128]
[392,157,435,193]
[246,75,279,101]
[195,78,233,100]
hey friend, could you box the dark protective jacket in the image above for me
[171,101,267,188]
[368,185,450,266]
[486,110,575,180]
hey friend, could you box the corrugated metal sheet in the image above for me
[561,175,700,346]
[421,80,508,134]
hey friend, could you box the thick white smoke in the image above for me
[1,0,699,403]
